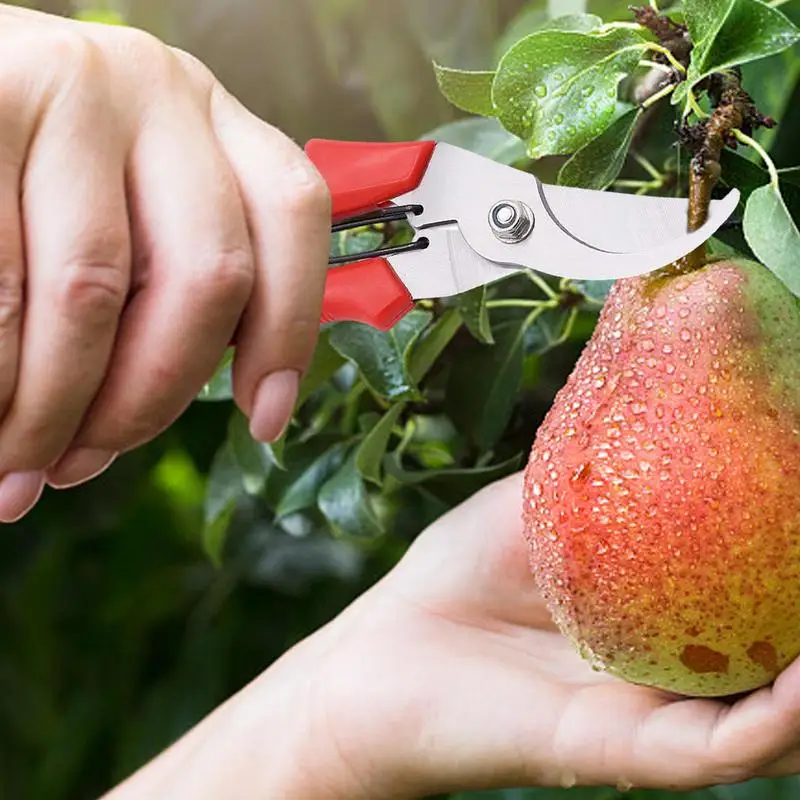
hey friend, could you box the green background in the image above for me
[1,1,799,798]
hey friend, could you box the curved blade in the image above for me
[396,143,741,282]
[537,182,739,255]
[527,185,740,280]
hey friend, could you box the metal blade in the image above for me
[537,182,737,255]
[388,224,520,300]
[395,143,740,282]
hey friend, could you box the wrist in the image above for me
[103,619,368,799]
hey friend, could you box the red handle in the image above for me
[305,139,435,219]
[322,258,413,330]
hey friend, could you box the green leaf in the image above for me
[298,328,347,407]
[721,150,800,216]
[713,777,800,800]
[328,309,433,401]
[525,307,581,354]
[573,278,616,306]
[743,183,800,297]
[384,451,522,505]
[740,47,800,151]
[424,117,527,165]
[497,11,604,61]
[409,308,463,382]
[197,349,234,402]
[227,411,275,495]
[275,442,351,520]
[678,0,800,103]
[203,443,244,565]
[450,787,612,799]
[197,328,345,409]
[493,28,646,159]
[405,414,464,470]
[433,64,496,116]
[356,404,406,485]
[446,319,527,450]
[318,451,384,538]
[457,286,495,344]
[330,229,384,259]
[558,105,641,189]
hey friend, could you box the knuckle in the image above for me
[110,26,174,75]
[114,390,184,449]
[1,418,67,472]
[193,247,254,306]
[281,164,332,219]
[43,28,102,78]
[58,255,129,325]
[170,45,216,88]
[270,317,320,356]
[702,755,752,787]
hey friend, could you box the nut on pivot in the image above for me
[489,200,535,244]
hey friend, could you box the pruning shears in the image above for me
[305,139,740,331]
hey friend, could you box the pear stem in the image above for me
[733,129,780,190]
[642,43,687,76]
[678,74,776,271]
[486,299,553,310]
[525,272,559,301]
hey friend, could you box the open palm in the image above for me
[320,474,800,798]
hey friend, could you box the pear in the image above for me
[522,258,800,697]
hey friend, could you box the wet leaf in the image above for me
[572,278,616,306]
[433,64,496,116]
[203,443,244,565]
[424,117,527,165]
[328,309,433,400]
[318,451,384,538]
[275,442,351,520]
[558,105,641,189]
[446,319,527,450]
[384,450,522,505]
[197,349,234,402]
[298,328,347,407]
[409,308,463,381]
[677,0,800,104]
[457,286,495,344]
[227,411,276,495]
[493,28,646,159]
[356,403,406,485]
[743,183,800,298]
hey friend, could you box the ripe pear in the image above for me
[522,258,800,697]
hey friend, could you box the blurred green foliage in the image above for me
[1,1,799,799]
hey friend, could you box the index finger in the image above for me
[210,85,331,443]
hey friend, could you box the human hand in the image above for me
[0,5,330,521]
[310,473,800,796]
[106,473,800,799]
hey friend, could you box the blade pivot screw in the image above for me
[489,200,535,244]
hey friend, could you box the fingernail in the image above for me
[250,370,299,442]
[47,449,117,490]
[0,472,46,523]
